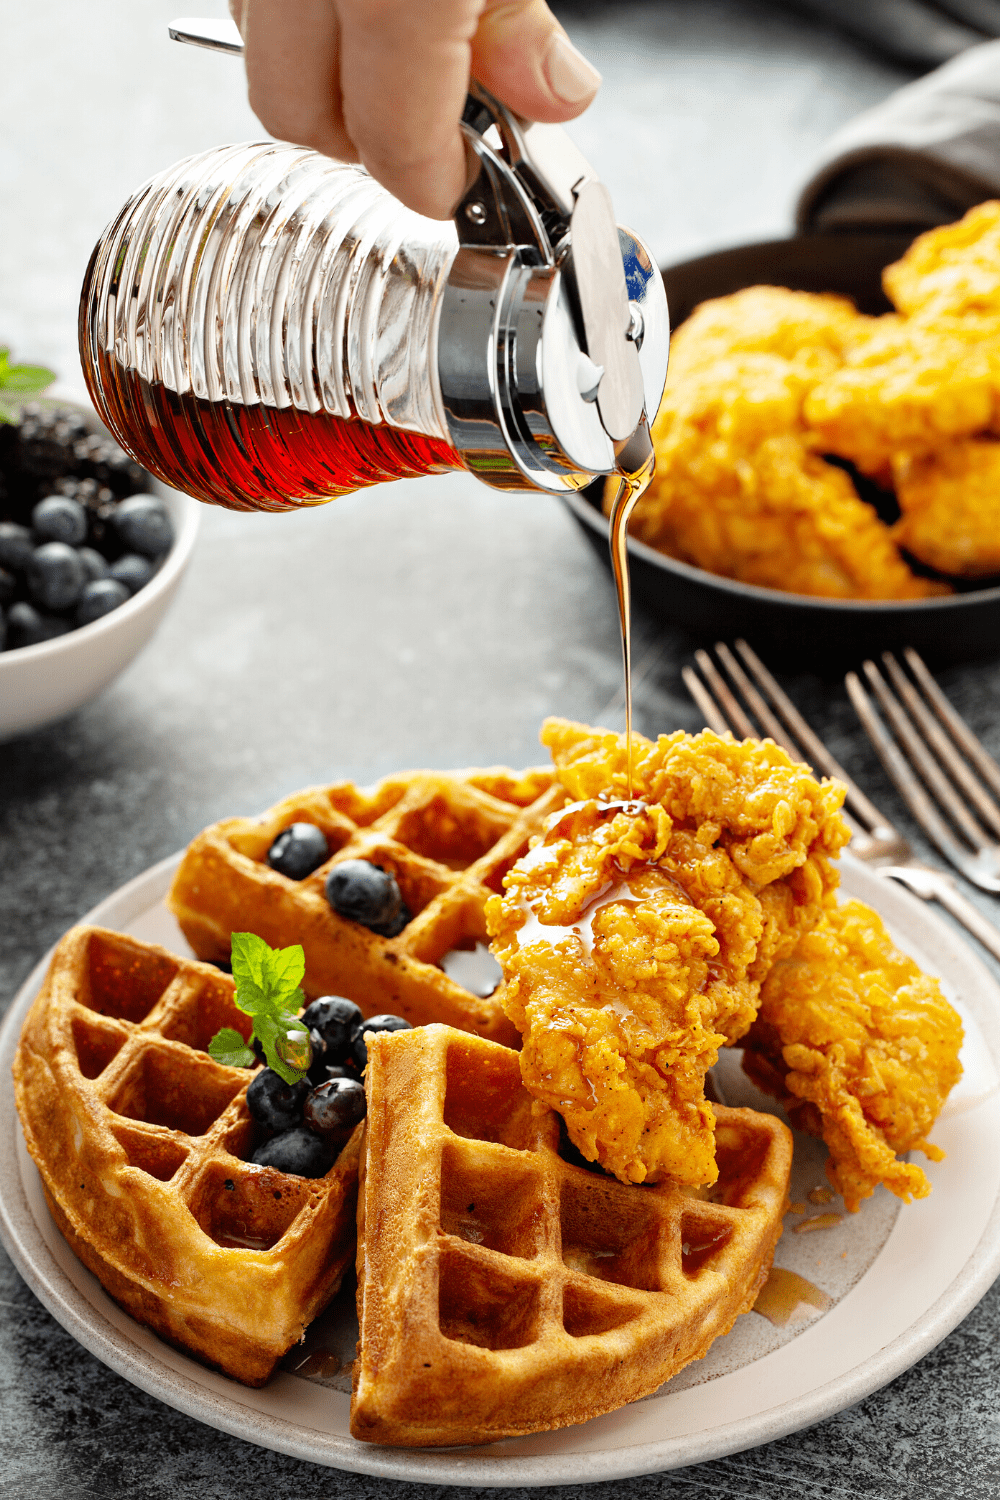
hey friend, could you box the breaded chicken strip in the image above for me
[892,439,1000,577]
[804,313,1000,475]
[487,719,848,1187]
[620,288,942,599]
[742,899,963,1211]
[883,200,1000,322]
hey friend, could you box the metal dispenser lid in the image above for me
[443,86,668,492]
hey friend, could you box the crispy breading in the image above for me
[742,899,963,1211]
[486,719,848,1187]
[667,285,863,372]
[804,313,1000,474]
[892,439,1000,577]
[883,200,1000,322]
[619,287,943,600]
[624,426,942,599]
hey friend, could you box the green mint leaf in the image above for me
[208,1027,256,1069]
[0,362,56,393]
[228,934,312,1083]
[261,1017,312,1085]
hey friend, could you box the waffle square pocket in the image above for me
[352,1024,793,1447]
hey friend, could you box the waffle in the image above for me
[168,768,565,1048]
[13,925,360,1387]
[352,1024,793,1447]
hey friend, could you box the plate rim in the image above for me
[2,852,1000,1486]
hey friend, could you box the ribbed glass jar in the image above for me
[80,141,462,512]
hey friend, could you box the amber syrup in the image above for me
[607,440,656,796]
[85,352,460,514]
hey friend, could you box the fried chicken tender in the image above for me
[487,719,849,1188]
[883,200,1000,322]
[804,313,1000,475]
[742,899,963,1211]
[619,287,941,599]
[891,439,1000,577]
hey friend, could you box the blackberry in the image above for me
[73,433,144,493]
[15,405,89,478]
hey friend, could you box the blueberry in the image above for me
[108,553,154,595]
[251,1127,333,1178]
[304,1077,366,1139]
[246,1068,310,1132]
[0,610,5,652]
[113,494,174,556]
[267,823,330,880]
[76,578,130,625]
[349,1013,411,1071]
[0,567,16,606]
[0,522,34,572]
[26,541,85,610]
[300,996,362,1062]
[32,495,87,546]
[78,546,110,583]
[325,860,410,937]
[7,601,71,648]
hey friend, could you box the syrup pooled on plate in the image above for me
[85,354,459,514]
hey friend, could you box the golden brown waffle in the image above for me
[168,768,566,1048]
[13,926,359,1387]
[352,1024,793,1447]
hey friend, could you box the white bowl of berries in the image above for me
[0,400,199,740]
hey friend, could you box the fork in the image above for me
[682,639,1000,965]
[846,648,1000,896]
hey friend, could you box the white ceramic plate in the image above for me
[2,854,999,1487]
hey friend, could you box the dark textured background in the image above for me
[3,3,1000,1496]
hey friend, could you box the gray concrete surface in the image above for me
[3,2,1000,1497]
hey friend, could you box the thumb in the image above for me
[471,0,601,123]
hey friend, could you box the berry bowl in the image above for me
[0,403,199,740]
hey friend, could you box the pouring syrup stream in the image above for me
[606,426,656,798]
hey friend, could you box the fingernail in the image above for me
[543,33,601,107]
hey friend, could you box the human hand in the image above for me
[228,0,601,220]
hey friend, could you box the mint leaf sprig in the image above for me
[0,345,57,423]
[207,932,312,1085]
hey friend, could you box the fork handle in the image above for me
[932,882,1000,966]
[883,867,1000,965]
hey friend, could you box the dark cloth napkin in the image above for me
[796,38,1000,232]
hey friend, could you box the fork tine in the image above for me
[681,664,730,736]
[712,643,799,756]
[882,653,1000,840]
[846,669,974,872]
[862,659,992,852]
[904,647,1000,804]
[691,649,757,739]
[734,640,889,832]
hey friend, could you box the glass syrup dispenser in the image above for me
[79,22,669,513]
